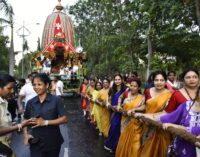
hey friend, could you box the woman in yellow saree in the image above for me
[116,79,145,157]
[86,79,95,123]
[138,71,172,157]
[91,82,103,134]
[95,78,111,137]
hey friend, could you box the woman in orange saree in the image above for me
[116,79,145,157]
[138,71,172,157]
[95,78,111,137]
[80,77,89,117]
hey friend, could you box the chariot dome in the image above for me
[41,0,76,53]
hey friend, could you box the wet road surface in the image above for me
[11,96,115,157]
[65,96,114,157]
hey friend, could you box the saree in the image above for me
[86,86,95,120]
[96,88,110,137]
[104,89,125,151]
[160,101,200,157]
[116,94,144,157]
[91,90,102,132]
[140,90,172,157]
[80,84,88,110]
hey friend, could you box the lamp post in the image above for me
[16,21,40,78]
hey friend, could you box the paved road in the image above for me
[11,96,114,157]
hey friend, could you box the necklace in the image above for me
[184,87,196,101]
[127,92,138,102]
[153,87,166,97]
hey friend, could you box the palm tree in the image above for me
[0,0,14,23]
[0,0,15,76]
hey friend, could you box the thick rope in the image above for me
[82,94,200,147]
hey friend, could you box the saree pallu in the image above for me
[116,94,144,157]
[96,89,110,137]
[104,90,125,151]
[140,90,172,157]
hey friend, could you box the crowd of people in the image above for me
[0,67,200,157]
[80,68,200,157]
[0,73,67,157]
[33,53,83,81]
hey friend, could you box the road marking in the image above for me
[64,147,68,157]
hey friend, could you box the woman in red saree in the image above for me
[165,68,199,113]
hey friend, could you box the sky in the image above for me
[4,0,77,65]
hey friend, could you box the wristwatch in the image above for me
[44,120,49,126]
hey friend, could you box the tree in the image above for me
[70,0,200,79]
[0,27,9,73]
[0,0,14,75]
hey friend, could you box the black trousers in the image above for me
[30,145,61,157]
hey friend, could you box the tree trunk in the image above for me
[146,20,153,80]
[9,22,14,76]
[195,0,200,29]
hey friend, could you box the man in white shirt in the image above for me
[72,64,79,74]
[59,66,65,75]
[55,76,64,96]
[17,73,37,113]
[66,67,72,80]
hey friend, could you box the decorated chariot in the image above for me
[32,0,86,94]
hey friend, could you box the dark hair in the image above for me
[32,73,51,85]
[90,78,96,83]
[0,74,15,88]
[180,68,199,81]
[130,79,142,87]
[28,74,32,78]
[130,79,142,94]
[103,78,110,83]
[109,73,126,97]
[31,72,38,76]
[83,76,89,81]
[19,78,26,85]
[152,70,167,82]
[167,71,176,76]
[95,81,102,90]
[132,71,138,77]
